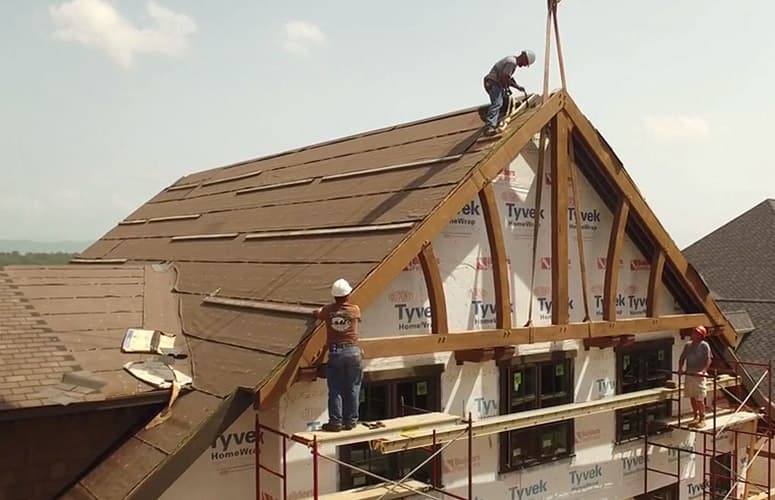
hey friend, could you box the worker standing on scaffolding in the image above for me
[314,279,363,432]
[483,50,536,136]
[679,325,713,427]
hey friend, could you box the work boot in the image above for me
[483,127,498,137]
[322,422,342,432]
[343,422,357,431]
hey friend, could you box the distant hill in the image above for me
[0,240,92,254]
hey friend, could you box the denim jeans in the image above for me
[484,80,507,128]
[326,344,363,425]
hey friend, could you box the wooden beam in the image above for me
[562,95,736,346]
[255,92,567,409]
[551,112,570,324]
[478,184,511,329]
[418,243,448,335]
[647,250,666,317]
[358,313,709,359]
[603,200,629,321]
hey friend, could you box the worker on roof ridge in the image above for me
[314,278,363,432]
[482,49,535,136]
[679,325,713,428]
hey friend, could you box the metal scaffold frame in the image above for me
[255,411,475,500]
[643,360,773,500]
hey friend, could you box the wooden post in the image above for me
[479,184,512,329]
[647,250,666,317]
[604,200,629,321]
[419,243,448,335]
[551,113,570,324]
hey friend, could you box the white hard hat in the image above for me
[331,278,353,298]
[522,49,536,66]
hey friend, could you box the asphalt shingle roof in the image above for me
[684,199,775,383]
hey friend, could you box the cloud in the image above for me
[49,0,197,68]
[643,114,710,141]
[283,20,326,55]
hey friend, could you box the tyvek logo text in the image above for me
[390,290,431,331]
[210,429,259,461]
[509,480,548,500]
[569,464,602,491]
[621,454,646,476]
[449,200,481,226]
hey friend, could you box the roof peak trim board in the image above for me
[244,221,416,240]
[203,295,318,315]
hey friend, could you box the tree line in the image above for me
[0,252,76,266]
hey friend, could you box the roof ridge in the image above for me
[685,199,775,251]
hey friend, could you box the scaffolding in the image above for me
[255,410,475,500]
[643,360,774,500]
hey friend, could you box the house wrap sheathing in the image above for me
[156,96,757,499]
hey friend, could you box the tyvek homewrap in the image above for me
[160,145,734,499]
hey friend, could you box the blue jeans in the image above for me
[327,344,363,424]
[484,80,507,128]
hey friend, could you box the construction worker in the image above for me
[314,279,363,432]
[483,50,536,136]
[679,325,713,427]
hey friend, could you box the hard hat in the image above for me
[522,49,536,66]
[693,325,708,337]
[331,278,353,298]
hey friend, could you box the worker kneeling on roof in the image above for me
[483,49,535,136]
[314,279,363,432]
[679,325,713,428]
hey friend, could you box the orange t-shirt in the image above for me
[318,302,361,345]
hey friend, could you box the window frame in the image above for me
[634,482,679,500]
[498,351,576,473]
[615,338,674,443]
[338,367,443,490]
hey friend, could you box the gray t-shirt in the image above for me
[485,56,517,84]
[683,340,712,372]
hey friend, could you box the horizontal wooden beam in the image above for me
[359,313,709,359]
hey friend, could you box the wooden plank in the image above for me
[551,112,570,324]
[479,184,511,329]
[374,375,740,454]
[255,92,567,410]
[319,480,432,500]
[603,200,629,321]
[358,313,709,359]
[293,412,460,446]
[563,95,735,346]
[418,243,448,335]
[647,250,666,317]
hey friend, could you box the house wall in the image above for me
[0,405,158,500]
[160,142,750,499]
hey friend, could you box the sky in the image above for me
[1,0,773,248]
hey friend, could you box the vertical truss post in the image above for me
[479,184,512,329]
[603,200,629,320]
[550,112,570,324]
[646,250,665,317]
[431,429,438,487]
[419,243,448,335]
[643,428,649,495]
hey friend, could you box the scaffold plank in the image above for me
[373,375,740,454]
[319,480,432,500]
[293,412,460,446]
